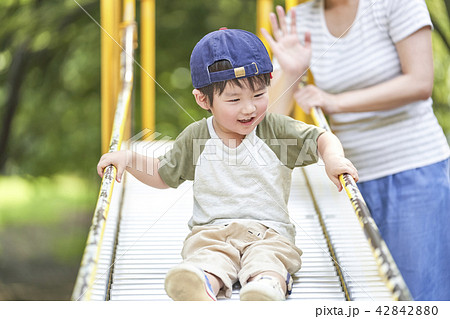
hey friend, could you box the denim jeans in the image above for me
[358,159,450,300]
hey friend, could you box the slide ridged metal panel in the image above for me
[108,168,346,301]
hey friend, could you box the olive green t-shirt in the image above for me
[158,113,324,242]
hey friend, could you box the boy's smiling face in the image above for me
[194,80,268,144]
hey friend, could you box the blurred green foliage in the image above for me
[0,175,96,228]
[0,0,101,177]
[427,0,450,136]
[0,174,96,300]
[0,0,449,180]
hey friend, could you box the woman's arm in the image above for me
[295,26,434,114]
[268,70,300,115]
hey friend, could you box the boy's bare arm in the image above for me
[97,150,169,189]
[317,132,359,191]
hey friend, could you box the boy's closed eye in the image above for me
[226,93,264,102]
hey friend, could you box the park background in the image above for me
[0,0,449,300]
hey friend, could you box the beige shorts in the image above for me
[180,221,302,298]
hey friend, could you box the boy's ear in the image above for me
[193,89,211,111]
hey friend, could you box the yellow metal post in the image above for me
[285,0,300,11]
[112,0,121,137]
[101,0,121,154]
[286,0,314,124]
[141,0,156,134]
[256,0,273,58]
[123,0,136,142]
[123,0,135,22]
[101,0,113,154]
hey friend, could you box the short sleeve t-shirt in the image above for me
[277,0,450,181]
[158,113,324,242]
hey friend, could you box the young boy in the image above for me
[97,28,358,301]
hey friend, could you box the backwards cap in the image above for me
[190,29,273,89]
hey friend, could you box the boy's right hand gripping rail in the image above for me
[309,105,413,301]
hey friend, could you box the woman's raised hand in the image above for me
[261,5,311,78]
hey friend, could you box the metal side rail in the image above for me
[71,1,136,301]
[88,178,124,301]
[303,163,393,301]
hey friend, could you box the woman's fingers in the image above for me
[269,12,281,41]
[304,31,311,49]
[260,27,276,48]
[294,87,313,114]
[270,6,290,42]
[289,8,297,34]
[276,5,287,35]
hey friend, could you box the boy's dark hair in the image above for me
[198,60,271,106]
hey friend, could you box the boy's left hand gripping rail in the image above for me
[71,17,136,301]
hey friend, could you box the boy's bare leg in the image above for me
[205,271,224,295]
[247,271,287,294]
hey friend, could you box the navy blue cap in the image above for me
[190,29,273,89]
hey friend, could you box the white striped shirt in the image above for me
[284,0,450,181]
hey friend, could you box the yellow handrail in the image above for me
[141,0,156,134]
[310,105,412,301]
[71,1,136,301]
[100,0,121,154]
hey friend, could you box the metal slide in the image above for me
[74,142,396,301]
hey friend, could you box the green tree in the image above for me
[0,0,100,176]
[427,0,450,136]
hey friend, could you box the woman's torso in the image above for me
[294,0,449,181]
